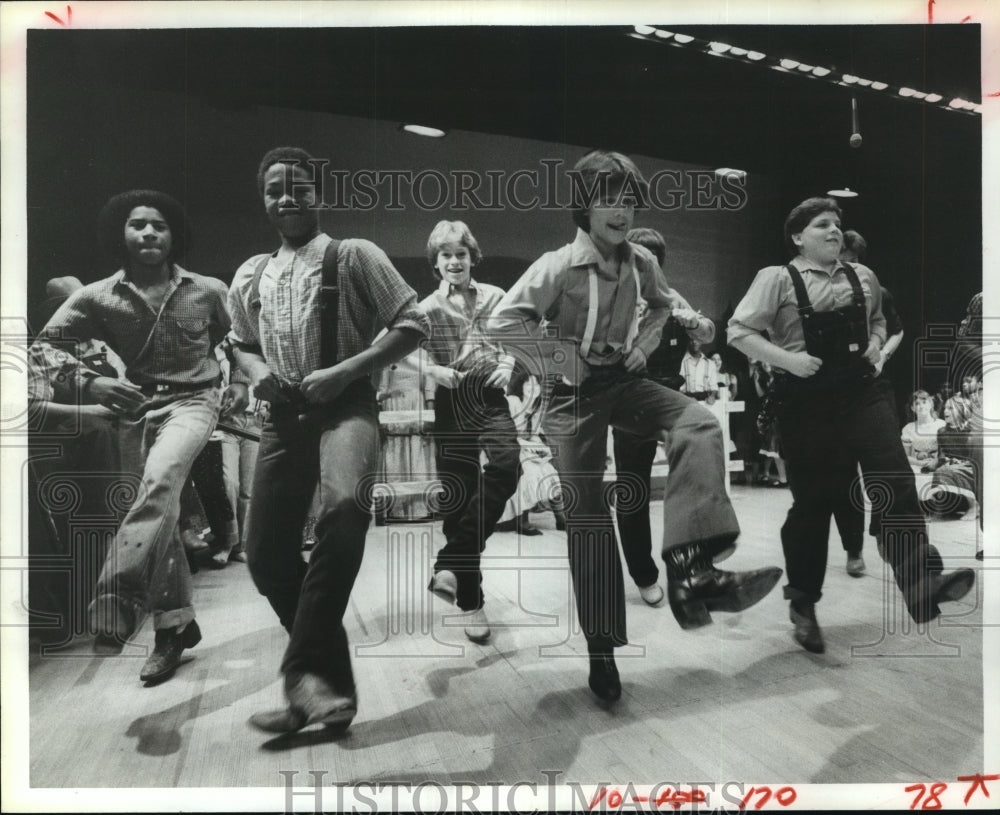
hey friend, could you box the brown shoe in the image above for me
[288,672,357,729]
[846,552,866,577]
[139,620,202,684]
[789,601,825,654]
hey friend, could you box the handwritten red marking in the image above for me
[906,782,947,809]
[44,6,71,26]
[961,15,971,23]
[928,0,934,24]
[739,785,796,811]
[957,773,999,805]
[985,92,1000,97]
[588,786,709,811]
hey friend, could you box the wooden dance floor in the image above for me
[24,485,986,792]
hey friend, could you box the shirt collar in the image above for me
[569,228,634,274]
[790,255,852,278]
[114,263,191,287]
[437,277,479,297]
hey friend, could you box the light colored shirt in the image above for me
[727,257,887,370]
[487,228,700,382]
[227,233,428,383]
[901,418,946,460]
[30,265,237,399]
[680,353,719,394]
[420,278,510,372]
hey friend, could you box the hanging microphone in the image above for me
[850,96,863,148]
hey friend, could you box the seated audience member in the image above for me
[920,395,978,519]
[900,390,946,469]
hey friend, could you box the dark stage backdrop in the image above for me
[25,26,982,402]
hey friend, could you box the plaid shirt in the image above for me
[30,265,239,401]
[227,233,428,383]
[419,278,511,372]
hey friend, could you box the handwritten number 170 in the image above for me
[739,786,797,810]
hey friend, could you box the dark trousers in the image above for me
[432,373,521,611]
[543,365,740,650]
[831,376,899,554]
[777,376,943,621]
[245,380,378,697]
[611,430,660,589]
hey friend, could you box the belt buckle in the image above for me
[154,383,171,394]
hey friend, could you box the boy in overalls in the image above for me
[728,197,974,653]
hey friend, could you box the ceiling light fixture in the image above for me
[400,123,447,138]
[621,28,977,116]
[827,187,859,198]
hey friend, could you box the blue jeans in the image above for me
[92,386,220,630]
[245,380,378,697]
[543,366,740,649]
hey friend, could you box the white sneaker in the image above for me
[429,570,458,605]
[639,582,664,606]
[463,608,491,643]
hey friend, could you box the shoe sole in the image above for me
[669,567,784,630]
[464,627,491,644]
[708,567,783,612]
[936,569,975,603]
[792,630,826,654]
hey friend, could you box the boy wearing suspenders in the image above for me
[488,151,782,704]
[227,147,429,734]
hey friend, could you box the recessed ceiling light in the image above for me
[673,33,695,44]
[634,25,656,36]
[827,187,859,198]
[401,123,447,138]
[871,81,888,91]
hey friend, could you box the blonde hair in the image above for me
[425,220,482,276]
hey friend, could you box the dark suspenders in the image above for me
[249,238,342,366]
[784,263,866,315]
